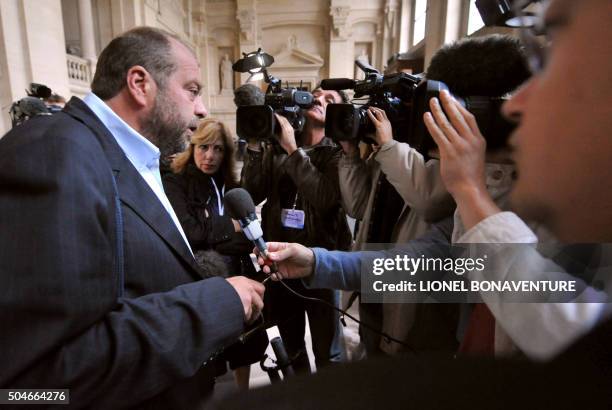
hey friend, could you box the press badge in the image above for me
[281,209,305,229]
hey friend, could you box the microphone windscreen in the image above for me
[234,84,265,107]
[320,78,356,91]
[224,188,256,220]
[19,97,49,116]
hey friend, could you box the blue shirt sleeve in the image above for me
[303,248,364,290]
[302,217,454,291]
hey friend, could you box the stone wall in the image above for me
[0,0,514,136]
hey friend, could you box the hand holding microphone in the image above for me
[223,188,279,281]
[223,190,410,356]
[223,188,316,283]
[255,241,315,281]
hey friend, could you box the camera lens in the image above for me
[325,104,360,142]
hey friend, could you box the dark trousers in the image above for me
[265,280,345,374]
[358,301,384,356]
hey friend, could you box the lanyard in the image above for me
[210,177,225,216]
[292,193,299,210]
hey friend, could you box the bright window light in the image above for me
[467,1,485,35]
[412,0,427,45]
[247,72,264,82]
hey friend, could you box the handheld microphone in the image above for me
[320,78,356,91]
[270,336,295,378]
[224,188,271,260]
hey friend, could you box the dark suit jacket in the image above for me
[0,98,246,409]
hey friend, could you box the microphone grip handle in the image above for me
[259,248,279,275]
[254,237,267,254]
[271,336,294,378]
[267,368,281,384]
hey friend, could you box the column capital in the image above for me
[236,0,257,43]
[236,9,256,42]
[330,5,351,40]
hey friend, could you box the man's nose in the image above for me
[502,78,535,124]
[195,96,208,118]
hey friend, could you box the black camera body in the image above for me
[9,83,54,128]
[323,62,515,154]
[233,49,314,141]
[28,83,52,99]
[236,88,313,141]
[323,70,419,145]
[409,80,514,153]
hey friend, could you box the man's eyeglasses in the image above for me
[513,0,551,74]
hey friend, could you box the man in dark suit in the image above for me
[0,27,265,409]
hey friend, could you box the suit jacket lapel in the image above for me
[63,98,203,278]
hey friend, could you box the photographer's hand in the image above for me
[423,90,500,231]
[246,138,261,152]
[366,107,393,146]
[274,114,298,155]
[255,242,315,280]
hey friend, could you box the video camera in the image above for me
[322,60,515,154]
[27,83,53,100]
[232,49,313,141]
[322,59,416,145]
[9,83,54,128]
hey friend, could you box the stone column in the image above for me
[423,0,448,67]
[236,0,258,85]
[329,0,353,79]
[0,0,70,133]
[78,0,97,74]
[444,0,462,44]
[192,9,212,109]
[382,0,399,69]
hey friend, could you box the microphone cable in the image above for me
[234,270,416,352]
[269,276,416,354]
[212,270,416,377]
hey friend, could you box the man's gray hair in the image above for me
[91,27,192,100]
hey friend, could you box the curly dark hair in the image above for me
[426,34,531,98]
[233,84,265,106]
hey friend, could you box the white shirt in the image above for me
[83,93,193,254]
[457,211,611,360]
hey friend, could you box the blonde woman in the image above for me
[163,118,267,389]
[164,118,239,248]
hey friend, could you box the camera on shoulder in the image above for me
[322,59,515,154]
[232,49,313,142]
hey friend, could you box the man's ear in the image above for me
[125,65,156,107]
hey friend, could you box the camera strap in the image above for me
[291,193,298,210]
[210,178,225,216]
